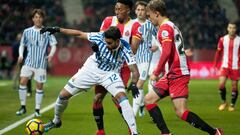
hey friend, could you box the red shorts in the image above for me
[219,68,240,81]
[154,75,190,99]
[95,62,130,94]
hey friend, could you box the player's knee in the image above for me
[115,92,127,103]
[174,108,186,118]
[94,93,104,104]
[59,89,72,100]
[219,83,225,89]
[144,94,155,105]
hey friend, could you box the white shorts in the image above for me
[137,62,150,81]
[20,65,47,83]
[64,57,125,97]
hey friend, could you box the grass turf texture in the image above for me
[0,76,239,135]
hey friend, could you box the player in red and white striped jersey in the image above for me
[214,22,240,112]
[145,0,222,135]
[93,0,142,135]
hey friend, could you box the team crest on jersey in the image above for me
[138,27,142,34]
[125,31,130,36]
[161,30,169,38]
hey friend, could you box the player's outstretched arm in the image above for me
[40,27,88,40]
[127,64,140,98]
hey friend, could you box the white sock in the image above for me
[19,85,27,105]
[133,89,144,116]
[53,96,68,124]
[119,99,138,135]
[35,89,44,110]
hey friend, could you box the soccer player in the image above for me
[145,0,222,135]
[16,9,57,117]
[213,22,240,112]
[40,26,139,135]
[132,1,157,117]
[93,0,141,134]
[12,33,32,95]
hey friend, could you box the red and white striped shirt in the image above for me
[100,16,141,43]
[217,35,240,69]
[153,19,190,79]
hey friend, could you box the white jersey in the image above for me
[20,26,57,69]
[135,19,157,63]
[87,32,136,71]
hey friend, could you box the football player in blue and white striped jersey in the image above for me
[16,9,57,117]
[41,26,140,135]
[132,1,157,117]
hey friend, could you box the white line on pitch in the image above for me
[0,102,55,135]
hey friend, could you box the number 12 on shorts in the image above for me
[109,74,118,83]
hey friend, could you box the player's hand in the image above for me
[185,49,193,57]
[150,45,158,52]
[40,27,60,34]
[150,74,158,81]
[17,56,23,64]
[47,56,53,63]
[91,43,99,52]
[127,82,139,98]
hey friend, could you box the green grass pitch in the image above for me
[0,76,239,135]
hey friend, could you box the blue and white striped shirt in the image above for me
[136,19,157,63]
[87,32,136,71]
[20,26,57,69]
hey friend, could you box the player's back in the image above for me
[158,20,190,78]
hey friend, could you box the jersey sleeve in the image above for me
[158,24,174,45]
[49,34,57,46]
[20,30,27,46]
[87,32,102,44]
[153,24,174,76]
[100,16,113,32]
[217,37,224,51]
[123,49,136,65]
[131,22,142,40]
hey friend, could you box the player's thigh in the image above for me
[137,62,150,81]
[120,63,131,87]
[169,75,190,99]
[101,72,125,97]
[64,69,98,95]
[34,68,47,83]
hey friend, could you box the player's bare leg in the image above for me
[218,76,228,111]
[44,88,72,132]
[16,76,29,116]
[229,80,238,111]
[93,85,107,135]
[144,90,171,134]
[115,92,138,135]
[172,98,221,135]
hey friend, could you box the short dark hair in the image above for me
[31,9,45,18]
[135,1,148,9]
[147,0,168,17]
[228,21,237,26]
[117,0,133,10]
[104,26,122,40]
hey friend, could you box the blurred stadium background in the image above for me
[0,0,240,135]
